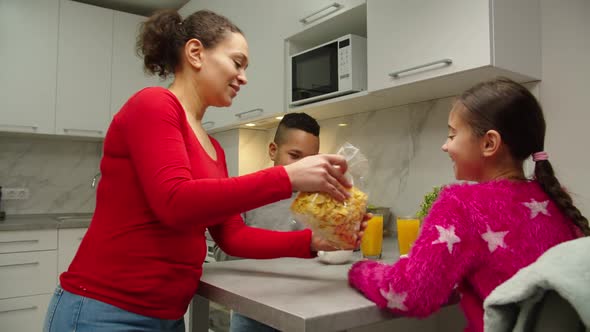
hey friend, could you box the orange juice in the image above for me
[396,217,420,255]
[361,214,383,259]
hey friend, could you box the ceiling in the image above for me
[74,0,189,16]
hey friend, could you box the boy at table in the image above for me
[213,112,321,332]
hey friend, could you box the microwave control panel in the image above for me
[338,38,351,80]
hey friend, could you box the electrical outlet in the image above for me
[2,187,30,200]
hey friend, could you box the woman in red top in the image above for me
[43,9,363,332]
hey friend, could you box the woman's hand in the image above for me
[284,154,351,201]
[310,213,372,252]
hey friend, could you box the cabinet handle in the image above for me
[0,124,38,133]
[235,108,264,120]
[0,262,39,268]
[0,306,37,314]
[0,239,39,245]
[202,121,215,130]
[299,3,343,24]
[62,128,103,135]
[389,59,453,78]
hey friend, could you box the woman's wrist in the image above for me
[309,230,318,257]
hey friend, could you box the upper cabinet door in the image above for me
[55,0,113,138]
[180,0,284,132]
[111,11,171,119]
[280,0,365,38]
[367,0,490,92]
[221,0,283,125]
[0,0,59,135]
[367,0,541,96]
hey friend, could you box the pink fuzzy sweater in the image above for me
[349,180,582,332]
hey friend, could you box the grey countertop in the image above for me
[0,213,93,231]
[195,239,401,332]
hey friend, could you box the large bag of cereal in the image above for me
[291,143,369,249]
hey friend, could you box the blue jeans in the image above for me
[43,286,185,332]
[230,312,279,332]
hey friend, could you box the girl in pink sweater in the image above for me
[348,78,589,332]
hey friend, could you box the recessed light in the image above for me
[338,123,348,127]
[245,123,256,127]
[275,116,283,120]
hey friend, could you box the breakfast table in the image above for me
[190,240,402,332]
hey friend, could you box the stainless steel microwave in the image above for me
[290,34,367,107]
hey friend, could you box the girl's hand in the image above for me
[284,154,351,201]
[310,213,372,252]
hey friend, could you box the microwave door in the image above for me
[291,42,338,103]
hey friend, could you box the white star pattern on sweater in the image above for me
[523,199,550,219]
[431,225,461,254]
[379,286,408,311]
[481,225,509,252]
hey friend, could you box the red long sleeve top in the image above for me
[60,87,314,319]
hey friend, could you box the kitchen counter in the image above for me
[0,213,92,231]
[192,239,402,332]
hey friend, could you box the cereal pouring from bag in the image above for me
[291,186,368,249]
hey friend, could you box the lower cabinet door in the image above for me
[57,228,88,276]
[0,250,57,299]
[0,294,52,332]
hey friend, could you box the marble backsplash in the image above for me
[264,97,459,218]
[252,97,538,219]
[229,97,460,218]
[0,95,538,218]
[315,98,457,218]
[0,135,100,215]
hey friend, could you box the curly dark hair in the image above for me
[136,9,242,79]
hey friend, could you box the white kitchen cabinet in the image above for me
[0,250,57,299]
[110,11,171,119]
[181,0,287,133]
[280,0,365,38]
[57,227,87,276]
[0,0,59,135]
[367,0,541,99]
[0,229,58,254]
[211,128,270,176]
[0,294,52,332]
[55,0,113,138]
[0,230,57,332]
[217,0,283,129]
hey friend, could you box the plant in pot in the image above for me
[416,186,442,221]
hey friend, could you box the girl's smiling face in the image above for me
[442,102,487,181]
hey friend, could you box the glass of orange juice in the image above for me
[361,214,383,259]
[396,216,420,256]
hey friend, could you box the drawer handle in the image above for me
[389,58,453,78]
[235,108,263,120]
[0,306,37,314]
[62,128,103,135]
[299,2,343,24]
[0,262,40,268]
[0,124,38,132]
[0,239,39,245]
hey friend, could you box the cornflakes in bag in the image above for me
[291,143,369,249]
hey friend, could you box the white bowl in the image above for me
[317,250,353,265]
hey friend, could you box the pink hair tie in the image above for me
[532,151,549,162]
